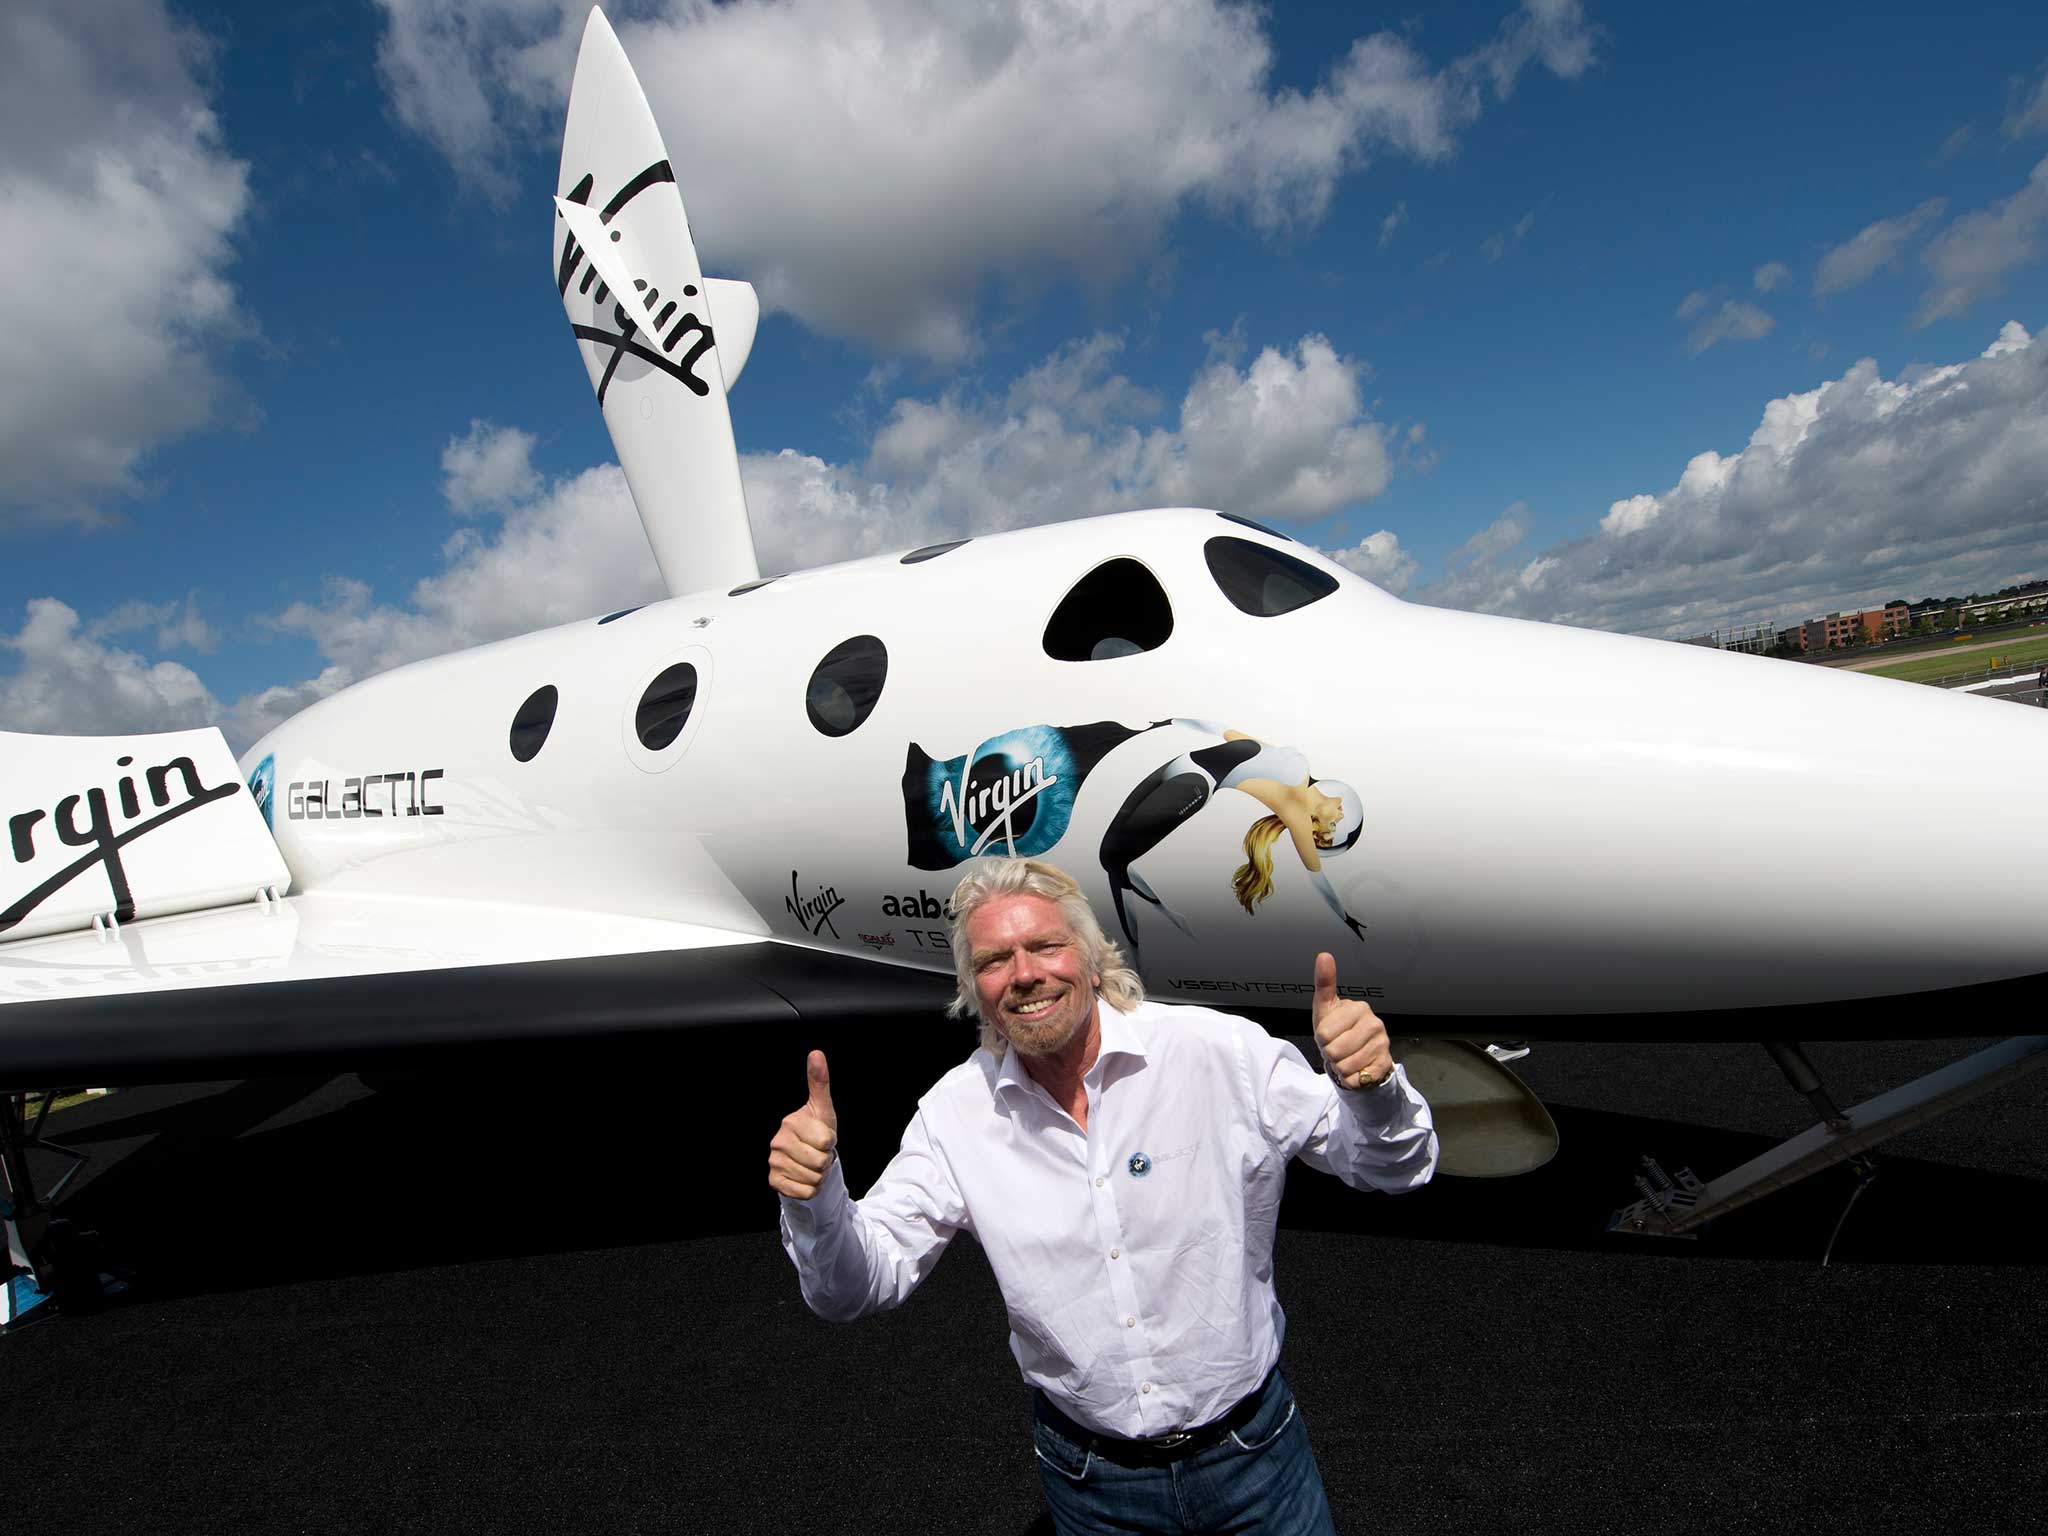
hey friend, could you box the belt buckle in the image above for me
[1147,1431,1194,1450]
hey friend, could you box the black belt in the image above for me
[1034,1366,1275,1465]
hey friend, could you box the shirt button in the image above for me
[1141,1381,1153,1394]
[1110,1248,1120,1260]
[1095,1176,1105,1187]
[1125,1316,1136,1328]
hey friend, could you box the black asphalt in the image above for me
[6,1024,2046,1534]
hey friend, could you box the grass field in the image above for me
[1867,632,2048,683]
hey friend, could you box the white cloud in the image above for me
[1378,201,1408,248]
[271,458,667,682]
[1815,198,1946,296]
[1143,336,1391,518]
[2006,62,2048,139]
[1445,504,1532,577]
[442,420,542,514]
[1913,156,2048,327]
[1985,319,2032,357]
[1936,124,1973,162]
[236,329,1392,704]
[1600,493,1658,536]
[0,587,334,751]
[0,598,220,735]
[1323,530,1418,593]
[1479,209,1536,263]
[0,0,253,527]
[6,329,1396,744]
[225,667,352,752]
[758,330,1391,553]
[1414,323,2048,635]
[1683,299,1775,355]
[373,0,1595,359]
[86,595,218,653]
[1,331,1361,741]
[1466,0,1599,95]
[1753,260,1790,293]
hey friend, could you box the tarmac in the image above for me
[5,1022,2045,1534]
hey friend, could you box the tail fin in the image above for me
[556,8,758,597]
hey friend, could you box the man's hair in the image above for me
[947,857,1145,1057]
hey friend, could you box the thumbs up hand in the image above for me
[1310,952,1393,1093]
[768,1049,840,1200]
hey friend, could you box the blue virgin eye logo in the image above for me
[902,720,1170,871]
[1127,1152,1152,1179]
[248,754,276,830]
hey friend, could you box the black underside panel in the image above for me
[1239,966,2048,1043]
[7,945,2043,1091]
[0,944,957,1091]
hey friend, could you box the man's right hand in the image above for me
[768,1049,839,1201]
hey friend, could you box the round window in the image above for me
[635,663,699,751]
[806,635,888,737]
[509,685,559,762]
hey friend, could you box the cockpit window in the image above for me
[1216,512,1291,541]
[901,540,970,564]
[730,575,781,595]
[806,635,888,736]
[1042,558,1173,661]
[1204,537,1338,618]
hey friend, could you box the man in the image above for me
[768,857,1436,1535]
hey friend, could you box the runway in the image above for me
[6,1024,2045,1534]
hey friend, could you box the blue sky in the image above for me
[5,0,2048,747]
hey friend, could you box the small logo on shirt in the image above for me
[1127,1152,1152,1178]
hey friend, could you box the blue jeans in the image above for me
[1032,1368,1337,1535]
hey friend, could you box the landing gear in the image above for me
[2,1091,125,1328]
[1611,1036,2048,1259]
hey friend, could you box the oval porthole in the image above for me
[901,539,970,564]
[1042,558,1173,661]
[635,663,699,751]
[509,685,559,763]
[1204,536,1339,617]
[806,635,888,737]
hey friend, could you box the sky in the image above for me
[5,0,2048,750]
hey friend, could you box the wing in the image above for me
[0,723,953,1089]
[0,889,953,1090]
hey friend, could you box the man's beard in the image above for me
[995,988,1090,1058]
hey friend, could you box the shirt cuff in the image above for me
[1334,1063,1415,1127]
[777,1152,848,1234]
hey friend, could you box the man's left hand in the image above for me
[1311,951,1393,1091]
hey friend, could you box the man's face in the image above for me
[966,892,1100,1058]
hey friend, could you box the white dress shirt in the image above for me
[778,997,1437,1438]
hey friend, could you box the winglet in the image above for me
[555,7,759,596]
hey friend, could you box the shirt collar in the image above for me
[991,996,1150,1102]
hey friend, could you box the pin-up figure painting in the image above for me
[1098,720,1365,967]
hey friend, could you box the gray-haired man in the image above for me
[768,856,1436,1534]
